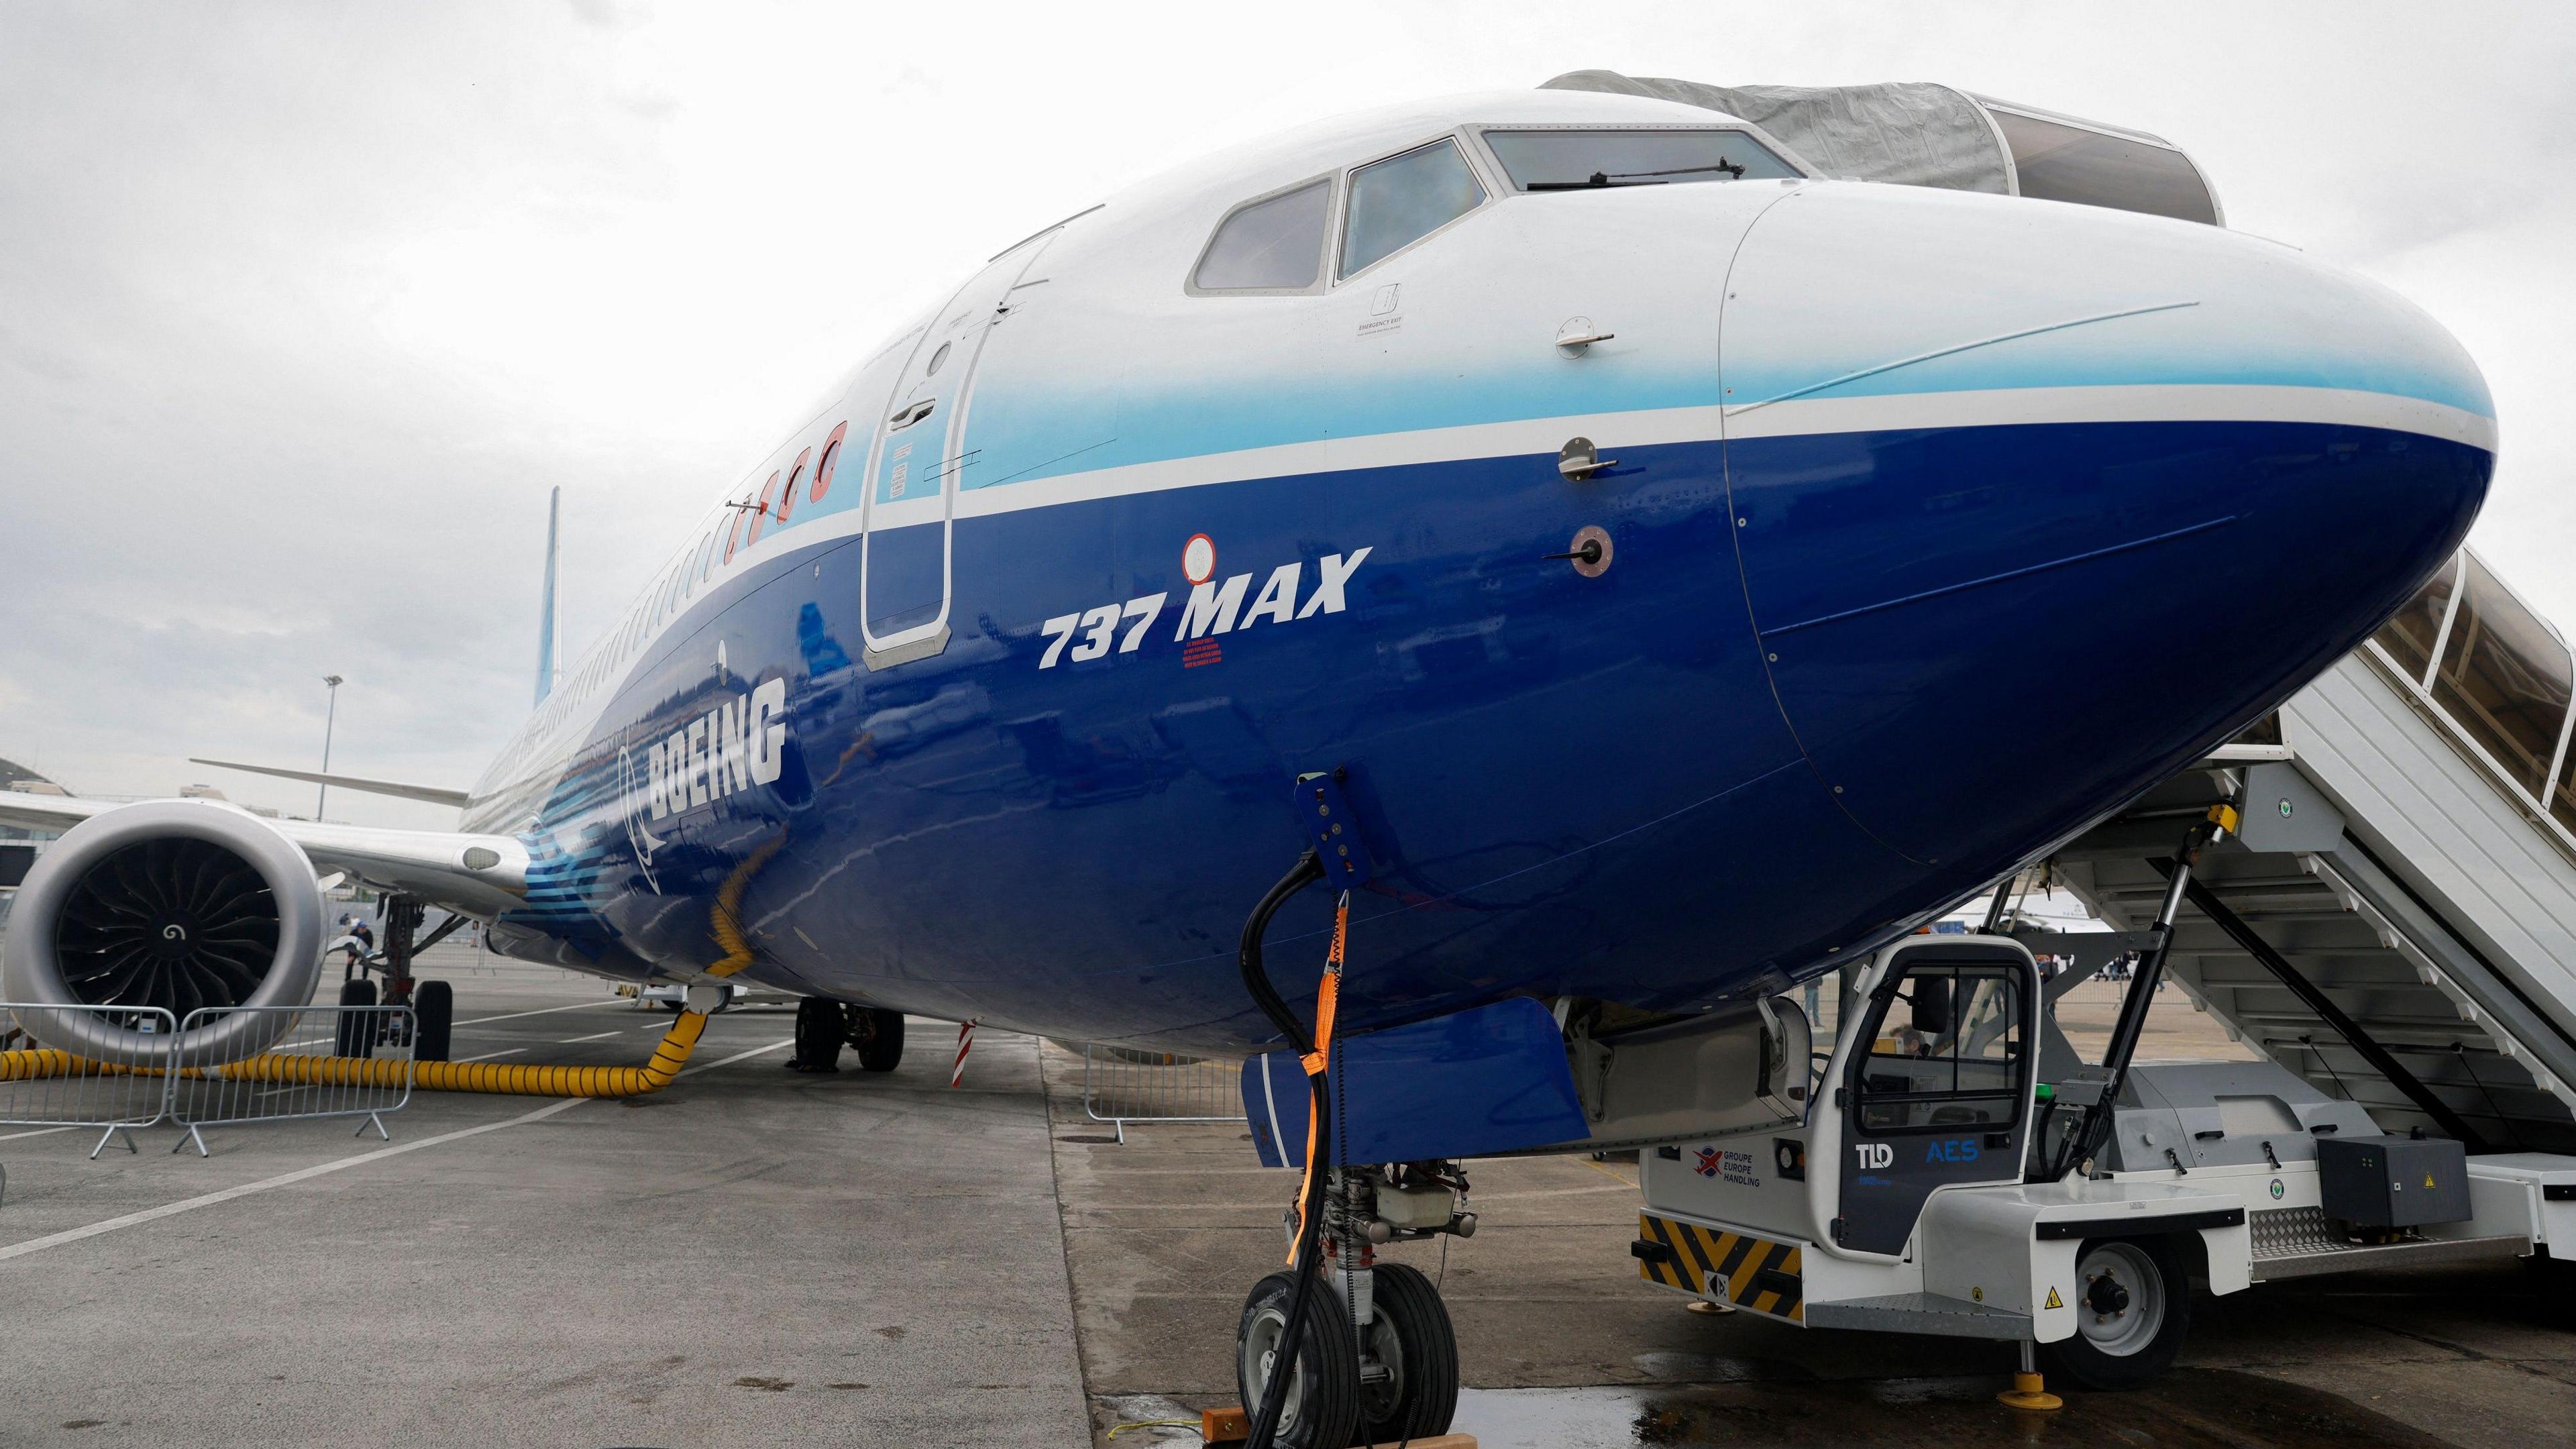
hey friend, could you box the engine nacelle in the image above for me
[3,800,324,1067]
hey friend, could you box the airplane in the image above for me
[0,79,2494,1446]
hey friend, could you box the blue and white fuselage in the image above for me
[459,89,2493,1053]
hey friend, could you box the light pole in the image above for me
[317,674,343,821]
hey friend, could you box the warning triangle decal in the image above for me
[2424,1174,2438,1189]
[2044,1286,2064,1309]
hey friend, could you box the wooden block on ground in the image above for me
[1198,1405,1472,1449]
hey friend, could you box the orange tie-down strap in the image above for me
[1287,899,1350,1267]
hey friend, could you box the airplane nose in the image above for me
[1717,182,2495,870]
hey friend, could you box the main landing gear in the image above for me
[337,895,453,1061]
[1234,1161,1473,1448]
[786,998,906,1073]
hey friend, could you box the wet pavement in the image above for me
[1447,1367,2465,1448]
[1058,986,2576,1448]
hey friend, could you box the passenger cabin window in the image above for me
[1851,962,2025,1132]
[1340,140,1483,277]
[1193,179,1330,291]
[1990,108,2219,225]
[1484,128,1800,191]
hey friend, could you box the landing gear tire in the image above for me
[1356,1261,1458,1444]
[412,979,453,1062]
[2038,1236,2190,1391]
[335,977,377,1057]
[1234,1270,1362,1449]
[789,998,844,1073]
[851,1008,905,1073]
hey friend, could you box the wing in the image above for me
[0,792,526,917]
[186,758,472,808]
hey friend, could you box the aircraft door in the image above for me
[1834,941,2037,1255]
[857,233,1062,667]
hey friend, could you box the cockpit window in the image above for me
[1340,139,1484,277]
[1483,128,1801,191]
[1193,179,1330,292]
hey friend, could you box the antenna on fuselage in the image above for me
[533,486,563,706]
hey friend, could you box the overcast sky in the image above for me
[4,1,2569,830]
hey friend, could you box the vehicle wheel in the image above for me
[2039,1236,2190,1390]
[851,1008,905,1073]
[1355,1262,1458,1444]
[412,979,453,1063]
[335,977,377,1058]
[2525,1246,2576,1328]
[1234,1270,1361,1449]
[790,998,844,1073]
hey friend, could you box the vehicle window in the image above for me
[1341,140,1483,277]
[2374,557,2458,685]
[1484,128,1800,191]
[2432,553,2573,798]
[1193,179,1330,291]
[1852,963,2024,1132]
[1990,109,2218,225]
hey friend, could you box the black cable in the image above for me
[1239,851,1331,1449]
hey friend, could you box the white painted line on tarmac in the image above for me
[454,1000,623,1026]
[682,1038,794,1076]
[453,1048,526,1063]
[0,1098,588,1264]
[0,1038,788,1265]
[557,1030,621,1043]
[0,1126,77,1143]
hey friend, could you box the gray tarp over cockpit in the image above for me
[1542,70,2221,225]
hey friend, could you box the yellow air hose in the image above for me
[209,1008,710,1096]
[0,1011,708,1097]
[0,1047,93,1082]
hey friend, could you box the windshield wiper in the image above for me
[1523,158,1748,191]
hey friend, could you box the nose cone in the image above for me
[1720,182,2493,869]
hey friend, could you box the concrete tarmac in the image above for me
[0,953,1087,1447]
[3,963,2570,1447]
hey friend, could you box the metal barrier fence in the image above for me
[0,1003,178,1158]
[0,1002,416,1157]
[1081,1042,1246,1143]
[168,1004,415,1157]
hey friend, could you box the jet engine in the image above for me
[2,800,324,1067]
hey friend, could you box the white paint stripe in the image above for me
[0,1126,77,1143]
[0,1098,588,1264]
[522,366,2492,774]
[557,1030,621,1043]
[678,1037,793,1076]
[454,1000,621,1025]
[0,1038,788,1265]
[453,1048,526,1063]
[951,403,1734,522]
[1723,382,2496,450]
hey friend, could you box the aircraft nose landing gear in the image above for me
[1232,1161,1466,1448]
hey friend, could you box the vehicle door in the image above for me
[857,231,1063,667]
[1835,941,2039,1254]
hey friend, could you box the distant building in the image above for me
[1,755,72,841]
[1,755,73,932]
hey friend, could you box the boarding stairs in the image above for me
[2034,551,2576,1159]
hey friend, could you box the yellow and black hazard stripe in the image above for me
[1632,1212,1805,1322]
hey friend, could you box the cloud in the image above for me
[2,1,2569,830]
